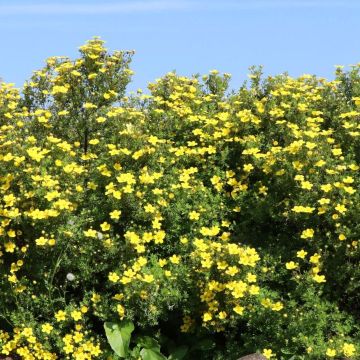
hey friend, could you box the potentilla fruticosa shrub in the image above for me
[0,38,359,360]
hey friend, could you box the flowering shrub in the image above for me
[0,38,359,359]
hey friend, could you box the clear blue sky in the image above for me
[1,0,360,93]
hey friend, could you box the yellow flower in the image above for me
[52,85,69,95]
[318,197,330,205]
[169,255,180,264]
[91,293,101,303]
[218,311,227,319]
[96,116,106,123]
[342,343,356,357]
[262,348,274,359]
[332,148,342,156]
[4,242,16,253]
[84,228,97,238]
[89,138,99,145]
[309,253,321,264]
[300,181,313,190]
[158,259,167,267]
[343,176,354,184]
[113,293,125,301]
[55,310,66,322]
[353,96,360,105]
[22,327,33,337]
[292,205,315,213]
[41,323,53,334]
[83,102,97,109]
[144,203,156,213]
[110,209,121,220]
[203,312,212,322]
[100,222,111,231]
[164,270,172,277]
[225,266,239,276]
[344,186,356,194]
[296,249,308,259]
[300,228,314,239]
[285,261,298,270]
[249,285,260,295]
[243,163,254,172]
[321,184,332,192]
[7,229,16,238]
[335,204,347,214]
[142,274,154,283]
[313,274,326,283]
[271,301,284,311]
[233,305,244,315]
[63,343,74,354]
[8,274,17,283]
[108,272,120,283]
[339,234,346,241]
[246,273,257,283]
[315,159,326,167]
[117,304,125,319]
[180,236,188,244]
[70,310,82,321]
[73,331,84,343]
[200,226,220,236]
[189,211,200,220]
[35,236,48,246]
[326,348,336,357]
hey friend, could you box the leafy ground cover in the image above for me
[0,38,359,359]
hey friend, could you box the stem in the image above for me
[47,241,71,309]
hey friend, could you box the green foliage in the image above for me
[104,320,168,360]
[104,320,134,357]
[0,37,359,359]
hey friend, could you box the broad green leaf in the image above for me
[140,348,167,360]
[104,320,134,357]
[168,345,189,360]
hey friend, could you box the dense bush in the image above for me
[0,38,359,359]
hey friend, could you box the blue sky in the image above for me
[1,0,360,93]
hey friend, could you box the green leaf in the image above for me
[104,320,134,358]
[168,345,189,360]
[140,348,167,360]
[281,348,295,355]
[135,336,161,351]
